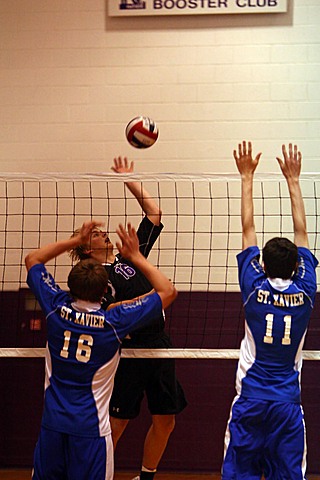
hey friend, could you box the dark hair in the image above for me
[262,237,298,279]
[67,259,108,302]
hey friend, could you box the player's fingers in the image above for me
[276,157,284,171]
[128,223,137,238]
[297,150,302,162]
[92,222,103,232]
[242,140,247,155]
[237,143,242,157]
[255,152,262,163]
[281,144,288,161]
[116,223,126,241]
[112,159,119,171]
[233,149,238,162]
[84,219,102,230]
[125,223,135,242]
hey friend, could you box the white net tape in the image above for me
[1,348,320,360]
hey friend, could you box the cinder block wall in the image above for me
[0,0,319,173]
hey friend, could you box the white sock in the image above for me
[141,466,157,473]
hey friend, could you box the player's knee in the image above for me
[110,417,129,446]
[153,415,175,436]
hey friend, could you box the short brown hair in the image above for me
[262,237,298,279]
[67,259,108,302]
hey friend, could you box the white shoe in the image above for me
[131,477,140,480]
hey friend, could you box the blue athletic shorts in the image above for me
[32,427,113,480]
[222,396,307,480]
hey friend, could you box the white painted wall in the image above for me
[0,0,319,174]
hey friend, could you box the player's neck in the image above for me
[105,251,116,264]
[90,250,115,264]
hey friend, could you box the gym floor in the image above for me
[0,471,221,480]
[1,471,320,480]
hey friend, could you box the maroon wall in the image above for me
[0,291,320,473]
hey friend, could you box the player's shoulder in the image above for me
[294,247,318,296]
[297,246,318,267]
[237,246,261,271]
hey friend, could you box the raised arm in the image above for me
[276,144,308,248]
[112,156,162,226]
[115,223,177,310]
[234,141,262,250]
[25,220,103,271]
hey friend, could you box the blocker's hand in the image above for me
[276,143,302,181]
[233,140,262,177]
[116,223,140,260]
[78,220,104,245]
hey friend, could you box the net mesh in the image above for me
[1,172,319,358]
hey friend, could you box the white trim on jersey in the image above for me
[92,351,120,437]
[235,321,256,396]
[104,434,114,480]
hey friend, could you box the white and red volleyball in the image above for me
[125,116,159,149]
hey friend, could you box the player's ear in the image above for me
[83,248,93,255]
[262,261,268,276]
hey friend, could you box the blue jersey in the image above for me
[236,246,318,403]
[27,263,162,437]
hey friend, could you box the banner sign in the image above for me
[108,0,287,17]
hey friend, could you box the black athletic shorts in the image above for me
[110,336,187,419]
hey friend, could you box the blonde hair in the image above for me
[69,228,91,262]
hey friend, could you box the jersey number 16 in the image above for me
[60,330,93,363]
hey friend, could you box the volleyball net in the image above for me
[1,172,320,360]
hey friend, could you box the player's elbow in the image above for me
[171,285,178,302]
[25,253,33,271]
[147,207,162,226]
[25,251,39,271]
[161,285,178,310]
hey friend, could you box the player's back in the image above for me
[237,278,312,402]
[236,245,318,403]
[43,300,121,437]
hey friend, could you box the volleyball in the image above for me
[125,116,159,149]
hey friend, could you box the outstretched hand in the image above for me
[78,220,104,245]
[276,144,302,181]
[111,156,134,174]
[233,141,262,177]
[116,223,140,260]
